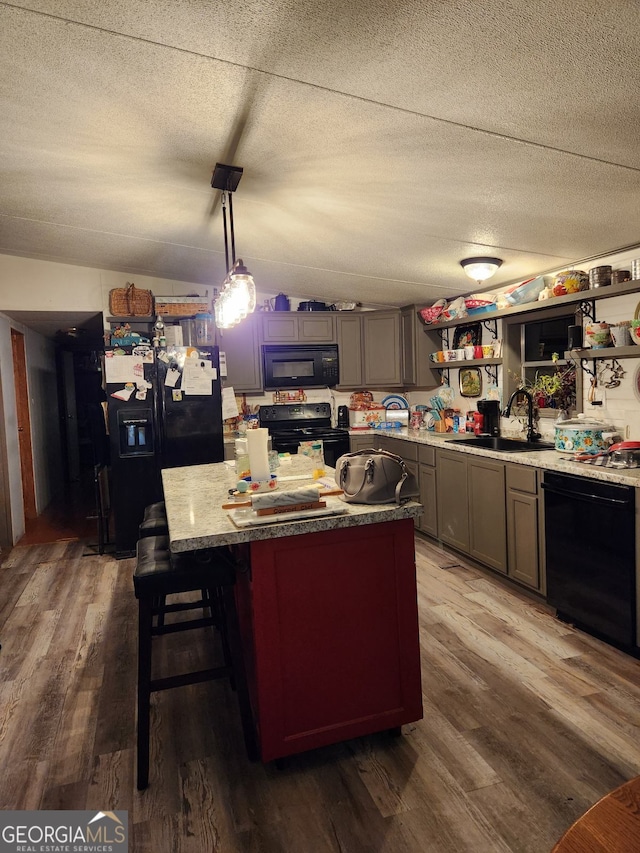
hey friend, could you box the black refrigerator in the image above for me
[105,344,224,557]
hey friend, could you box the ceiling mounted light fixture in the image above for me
[210,163,256,329]
[460,256,503,285]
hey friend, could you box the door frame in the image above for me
[11,329,37,520]
[0,364,13,547]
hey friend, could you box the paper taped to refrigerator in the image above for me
[183,359,215,395]
[104,355,143,384]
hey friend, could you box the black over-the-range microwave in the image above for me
[261,344,339,390]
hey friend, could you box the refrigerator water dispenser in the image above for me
[118,409,154,456]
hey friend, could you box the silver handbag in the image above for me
[335,448,419,505]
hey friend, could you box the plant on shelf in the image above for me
[528,354,577,414]
[509,354,577,423]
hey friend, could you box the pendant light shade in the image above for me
[460,256,503,284]
[229,259,256,318]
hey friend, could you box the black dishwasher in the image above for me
[542,471,636,650]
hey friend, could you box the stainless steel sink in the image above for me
[445,436,556,452]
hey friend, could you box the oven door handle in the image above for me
[541,481,633,506]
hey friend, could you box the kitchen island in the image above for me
[161,456,423,761]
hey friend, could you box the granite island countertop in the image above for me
[348,428,640,488]
[162,454,422,552]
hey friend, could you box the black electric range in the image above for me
[258,403,349,467]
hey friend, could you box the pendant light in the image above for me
[211,163,256,329]
[460,256,503,285]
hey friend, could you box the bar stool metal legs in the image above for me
[134,536,256,789]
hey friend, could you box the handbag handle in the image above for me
[339,451,410,505]
[394,470,408,505]
[339,457,372,499]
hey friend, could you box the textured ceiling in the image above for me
[2,0,640,312]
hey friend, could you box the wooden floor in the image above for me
[1,531,640,852]
[17,471,101,547]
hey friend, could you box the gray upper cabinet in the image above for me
[337,310,401,389]
[362,311,402,387]
[218,314,262,393]
[401,307,441,388]
[337,314,363,387]
[261,313,335,343]
[339,307,438,390]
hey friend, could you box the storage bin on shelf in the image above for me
[154,295,210,316]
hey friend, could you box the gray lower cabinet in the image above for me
[218,315,262,393]
[374,434,394,453]
[436,449,470,552]
[417,445,437,537]
[468,457,507,573]
[506,464,543,591]
[435,449,507,573]
[391,441,419,527]
[345,439,544,592]
[349,434,378,453]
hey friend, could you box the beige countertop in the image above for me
[162,454,422,552]
[348,427,640,487]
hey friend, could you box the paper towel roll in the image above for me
[247,428,271,482]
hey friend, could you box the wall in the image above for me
[0,314,62,543]
[1,247,640,539]
[26,329,63,511]
[0,254,223,541]
[406,246,640,441]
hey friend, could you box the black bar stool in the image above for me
[133,535,256,789]
[139,501,169,538]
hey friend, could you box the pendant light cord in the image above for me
[221,191,230,274]
[228,189,236,267]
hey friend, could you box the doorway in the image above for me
[11,329,36,521]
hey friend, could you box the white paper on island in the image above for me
[247,428,271,482]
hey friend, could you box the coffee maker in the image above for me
[337,405,350,429]
[477,400,501,436]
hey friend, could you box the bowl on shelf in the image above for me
[584,322,611,348]
[630,323,640,346]
[553,270,589,296]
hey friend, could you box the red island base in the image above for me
[234,517,423,761]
